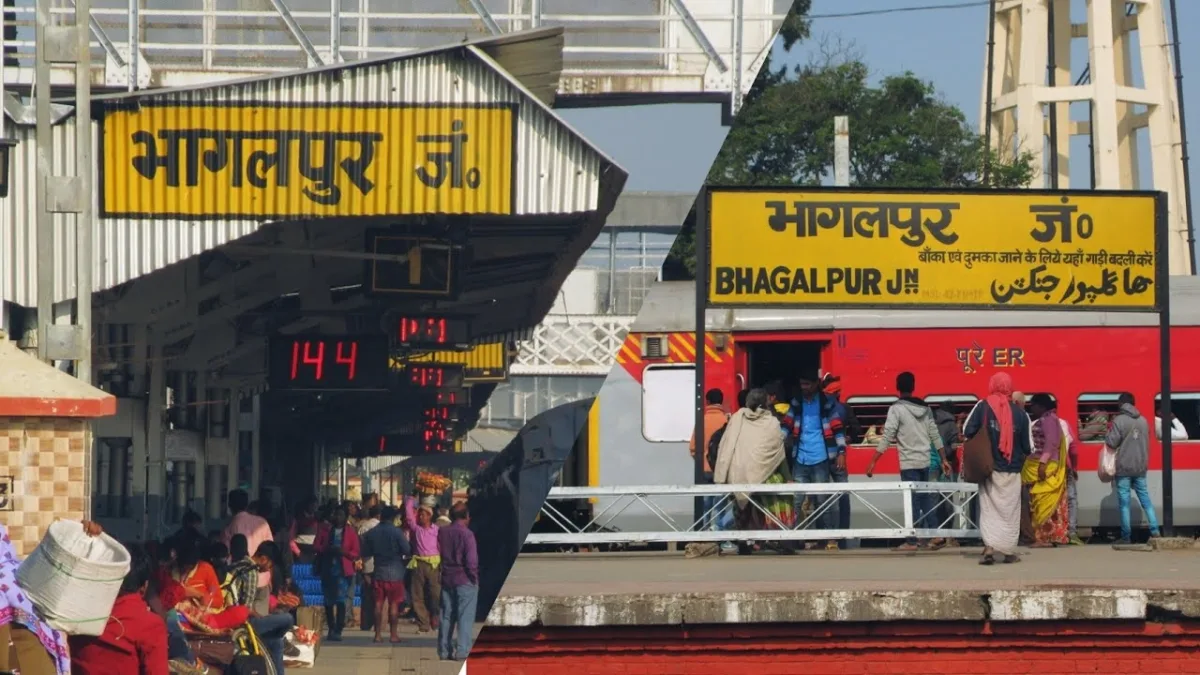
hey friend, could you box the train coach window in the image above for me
[927,395,979,447]
[1076,394,1123,442]
[926,394,980,411]
[642,365,697,443]
[847,395,978,446]
[845,396,896,446]
[1155,394,1200,441]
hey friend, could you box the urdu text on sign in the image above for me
[706,189,1161,311]
[100,103,516,219]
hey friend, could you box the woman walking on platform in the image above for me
[964,373,1033,565]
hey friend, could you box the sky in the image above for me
[557,0,1200,206]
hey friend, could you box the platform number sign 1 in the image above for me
[397,316,471,349]
[268,334,391,391]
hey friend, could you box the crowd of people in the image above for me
[692,369,1161,561]
[0,487,480,675]
[301,491,480,662]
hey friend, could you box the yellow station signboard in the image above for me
[706,189,1162,311]
[101,103,516,219]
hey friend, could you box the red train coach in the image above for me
[604,278,1200,534]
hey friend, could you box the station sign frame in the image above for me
[702,186,1165,312]
[98,101,519,220]
[694,185,1175,530]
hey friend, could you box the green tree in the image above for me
[662,37,1036,279]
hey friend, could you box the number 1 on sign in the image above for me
[292,341,326,381]
[335,341,358,380]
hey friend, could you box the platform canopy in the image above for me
[2,27,626,443]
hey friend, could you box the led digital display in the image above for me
[422,405,455,453]
[267,334,390,391]
[407,365,466,390]
[397,316,471,349]
[435,389,468,406]
[374,434,453,455]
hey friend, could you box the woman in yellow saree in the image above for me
[1022,394,1071,547]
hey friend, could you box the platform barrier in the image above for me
[525,482,980,546]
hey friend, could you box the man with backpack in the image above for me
[689,388,730,531]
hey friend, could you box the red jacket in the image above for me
[69,593,169,675]
[313,523,361,578]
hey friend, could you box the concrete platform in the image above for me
[303,621,480,675]
[487,546,1200,627]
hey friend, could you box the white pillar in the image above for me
[1087,0,1121,189]
[982,0,1191,274]
[1138,0,1192,274]
[1015,0,1047,181]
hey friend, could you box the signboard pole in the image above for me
[694,190,709,528]
[1157,192,1174,535]
[834,117,850,188]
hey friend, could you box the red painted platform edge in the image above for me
[468,620,1200,674]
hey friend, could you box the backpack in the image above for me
[706,415,730,472]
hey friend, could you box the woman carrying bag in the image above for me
[961,373,1033,565]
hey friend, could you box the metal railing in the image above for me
[526,482,980,546]
[7,0,787,111]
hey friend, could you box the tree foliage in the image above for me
[662,14,1037,279]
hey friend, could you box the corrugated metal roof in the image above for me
[86,28,567,110]
[1,27,626,307]
[0,117,263,306]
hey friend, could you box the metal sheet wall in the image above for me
[1,116,268,307]
[0,46,610,306]
[99,47,605,217]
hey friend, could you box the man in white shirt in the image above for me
[1156,404,1189,441]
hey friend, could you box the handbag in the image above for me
[961,405,994,484]
[189,638,237,668]
[1098,445,1118,483]
[229,655,271,675]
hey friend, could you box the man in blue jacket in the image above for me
[782,370,848,551]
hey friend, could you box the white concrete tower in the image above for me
[982,0,1191,274]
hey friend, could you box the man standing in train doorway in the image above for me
[820,372,861,549]
[783,371,848,551]
[865,372,951,552]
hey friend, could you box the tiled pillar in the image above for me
[0,416,91,557]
